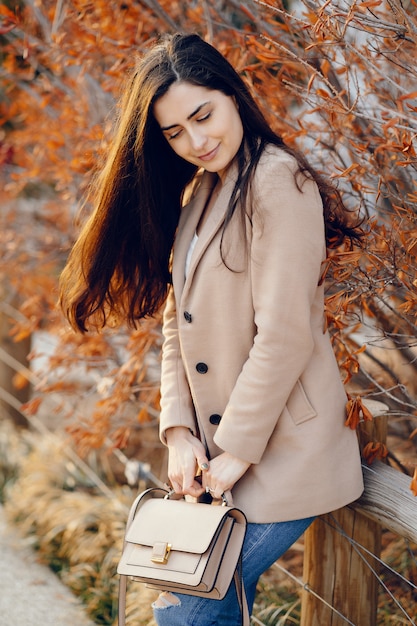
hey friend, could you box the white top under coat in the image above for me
[185,232,199,279]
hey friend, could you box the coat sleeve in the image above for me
[159,286,197,444]
[213,151,327,464]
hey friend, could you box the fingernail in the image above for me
[200,463,209,470]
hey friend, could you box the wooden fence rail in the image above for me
[352,461,417,544]
[301,402,417,626]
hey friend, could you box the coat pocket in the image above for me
[286,380,317,425]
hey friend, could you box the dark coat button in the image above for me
[196,362,208,374]
[184,311,192,323]
[209,414,222,425]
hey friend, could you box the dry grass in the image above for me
[378,531,417,625]
[1,423,158,625]
[0,418,31,502]
[253,545,305,625]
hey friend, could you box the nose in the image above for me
[189,128,207,152]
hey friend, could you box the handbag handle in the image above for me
[164,485,230,506]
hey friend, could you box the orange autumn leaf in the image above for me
[345,396,374,430]
[360,298,376,318]
[345,397,360,429]
[307,72,316,94]
[398,91,417,102]
[410,468,417,497]
[363,0,382,6]
[10,326,33,342]
[0,20,17,35]
[354,344,367,355]
[331,163,361,178]
[316,88,331,99]
[406,239,417,257]
[0,5,17,35]
[12,371,29,390]
[360,400,374,423]
[0,4,16,17]
[362,442,389,465]
[21,397,43,416]
[320,58,331,78]
[137,406,151,423]
[111,426,131,450]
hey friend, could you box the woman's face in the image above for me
[153,82,244,180]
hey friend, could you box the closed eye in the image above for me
[168,128,183,140]
[197,112,211,122]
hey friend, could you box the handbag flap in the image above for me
[125,498,231,554]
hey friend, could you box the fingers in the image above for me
[201,469,225,500]
[170,477,205,498]
[166,432,209,497]
[205,485,225,501]
[202,452,251,499]
[168,478,182,493]
[168,465,206,497]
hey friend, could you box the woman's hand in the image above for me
[165,426,208,498]
[202,452,251,500]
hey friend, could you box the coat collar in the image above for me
[172,162,239,296]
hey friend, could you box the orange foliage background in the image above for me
[1,0,416,485]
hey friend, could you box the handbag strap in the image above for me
[118,574,127,626]
[118,489,155,626]
[234,556,250,626]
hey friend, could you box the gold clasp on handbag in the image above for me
[151,542,172,564]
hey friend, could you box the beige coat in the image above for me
[159,145,364,523]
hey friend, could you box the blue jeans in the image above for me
[152,516,315,626]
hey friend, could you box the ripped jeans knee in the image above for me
[152,591,219,626]
[152,592,183,626]
[153,591,181,609]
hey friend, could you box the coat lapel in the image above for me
[171,171,215,296]
[172,164,239,298]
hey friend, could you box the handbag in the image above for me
[117,486,249,625]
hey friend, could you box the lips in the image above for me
[198,144,220,162]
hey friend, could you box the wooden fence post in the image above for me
[300,400,388,626]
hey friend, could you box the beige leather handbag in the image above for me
[117,487,249,625]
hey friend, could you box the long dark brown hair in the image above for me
[59,32,362,332]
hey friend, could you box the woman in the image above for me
[60,33,364,625]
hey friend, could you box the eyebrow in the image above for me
[160,101,211,131]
